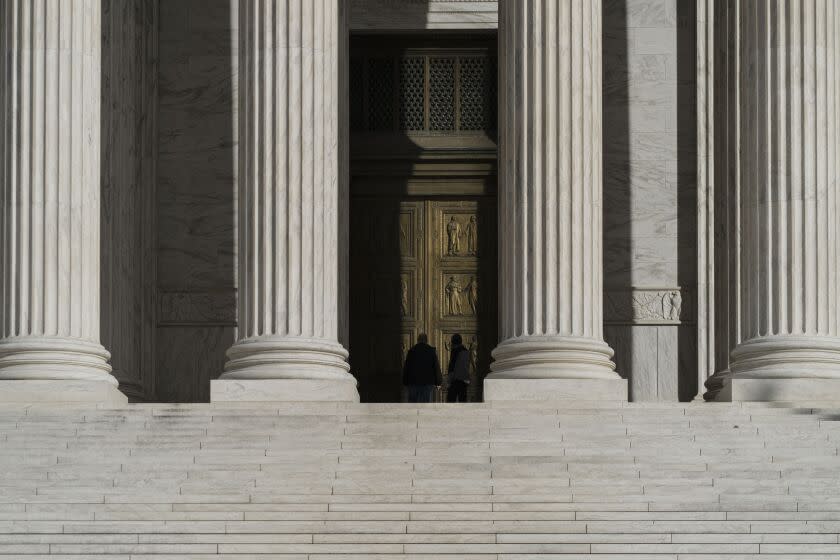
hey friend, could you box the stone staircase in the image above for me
[2,401,840,558]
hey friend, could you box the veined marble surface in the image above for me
[350,0,497,30]
[602,0,698,400]
[155,0,238,402]
[101,0,158,401]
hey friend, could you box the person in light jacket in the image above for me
[447,333,470,403]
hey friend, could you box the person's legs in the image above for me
[446,383,457,403]
[407,385,419,403]
[457,380,468,402]
[448,380,468,403]
[420,385,434,403]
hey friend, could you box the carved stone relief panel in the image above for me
[604,288,693,325]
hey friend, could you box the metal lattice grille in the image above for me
[350,52,496,135]
[428,58,455,131]
[399,57,425,131]
[459,57,497,131]
[367,58,394,131]
[349,57,365,131]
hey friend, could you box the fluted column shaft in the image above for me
[0,0,116,386]
[489,0,620,384]
[220,0,355,396]
[725,0,840,383]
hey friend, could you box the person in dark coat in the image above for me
[403,333,442,403]
[447,333,470,403]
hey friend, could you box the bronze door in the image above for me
[349,196,496,402]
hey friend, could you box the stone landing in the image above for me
[1,401,840,557]
[0,380,128,407]
[483,378,628,402]
[211,379,360,403]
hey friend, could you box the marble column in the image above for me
[716,0,840,401]
[0,0,125,405]
[212,0,358,402]
[485,0,626,401]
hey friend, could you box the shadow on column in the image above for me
[676,1,699,401]
[602,0,634,399]
[154,0,237,402]
[100,0,158,402]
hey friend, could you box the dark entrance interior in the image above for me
[349,34,498,402]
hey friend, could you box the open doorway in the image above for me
[348,34,498,402]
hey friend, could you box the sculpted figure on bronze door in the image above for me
[400,278,409,317]
[464,276,478,315]
[465,216,478,255]
[446,217,461,255]
[445,276,463,315]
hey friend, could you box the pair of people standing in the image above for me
[402,333,470,403]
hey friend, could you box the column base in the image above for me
[0,336,119,387]
[716,377,840,403]
[0,380,128,407]
[218,336,358,402]
[483,377,627,402]
[730,335,840,378]
[223,336,352,378]
[718,336,840,402]
[490,336,619,379]
[486,336,625,401]
[211,379,360,402]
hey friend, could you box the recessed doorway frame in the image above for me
[346,32,499,403]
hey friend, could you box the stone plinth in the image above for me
[0,380,127,407]
[720,378,840,403]
[484,378,628,402]
[212,379,359,402]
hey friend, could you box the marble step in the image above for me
[3,402,840,556]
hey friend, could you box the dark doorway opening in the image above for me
[348,34,498,403]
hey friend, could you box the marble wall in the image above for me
[101,0,158,401]
[155,0,237,402]
[350,0,497,30]
[602,0,698,401]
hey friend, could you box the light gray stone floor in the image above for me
[2,400,840,558]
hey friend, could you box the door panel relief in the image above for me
[350,196,496,402]
[428,200,495,402]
